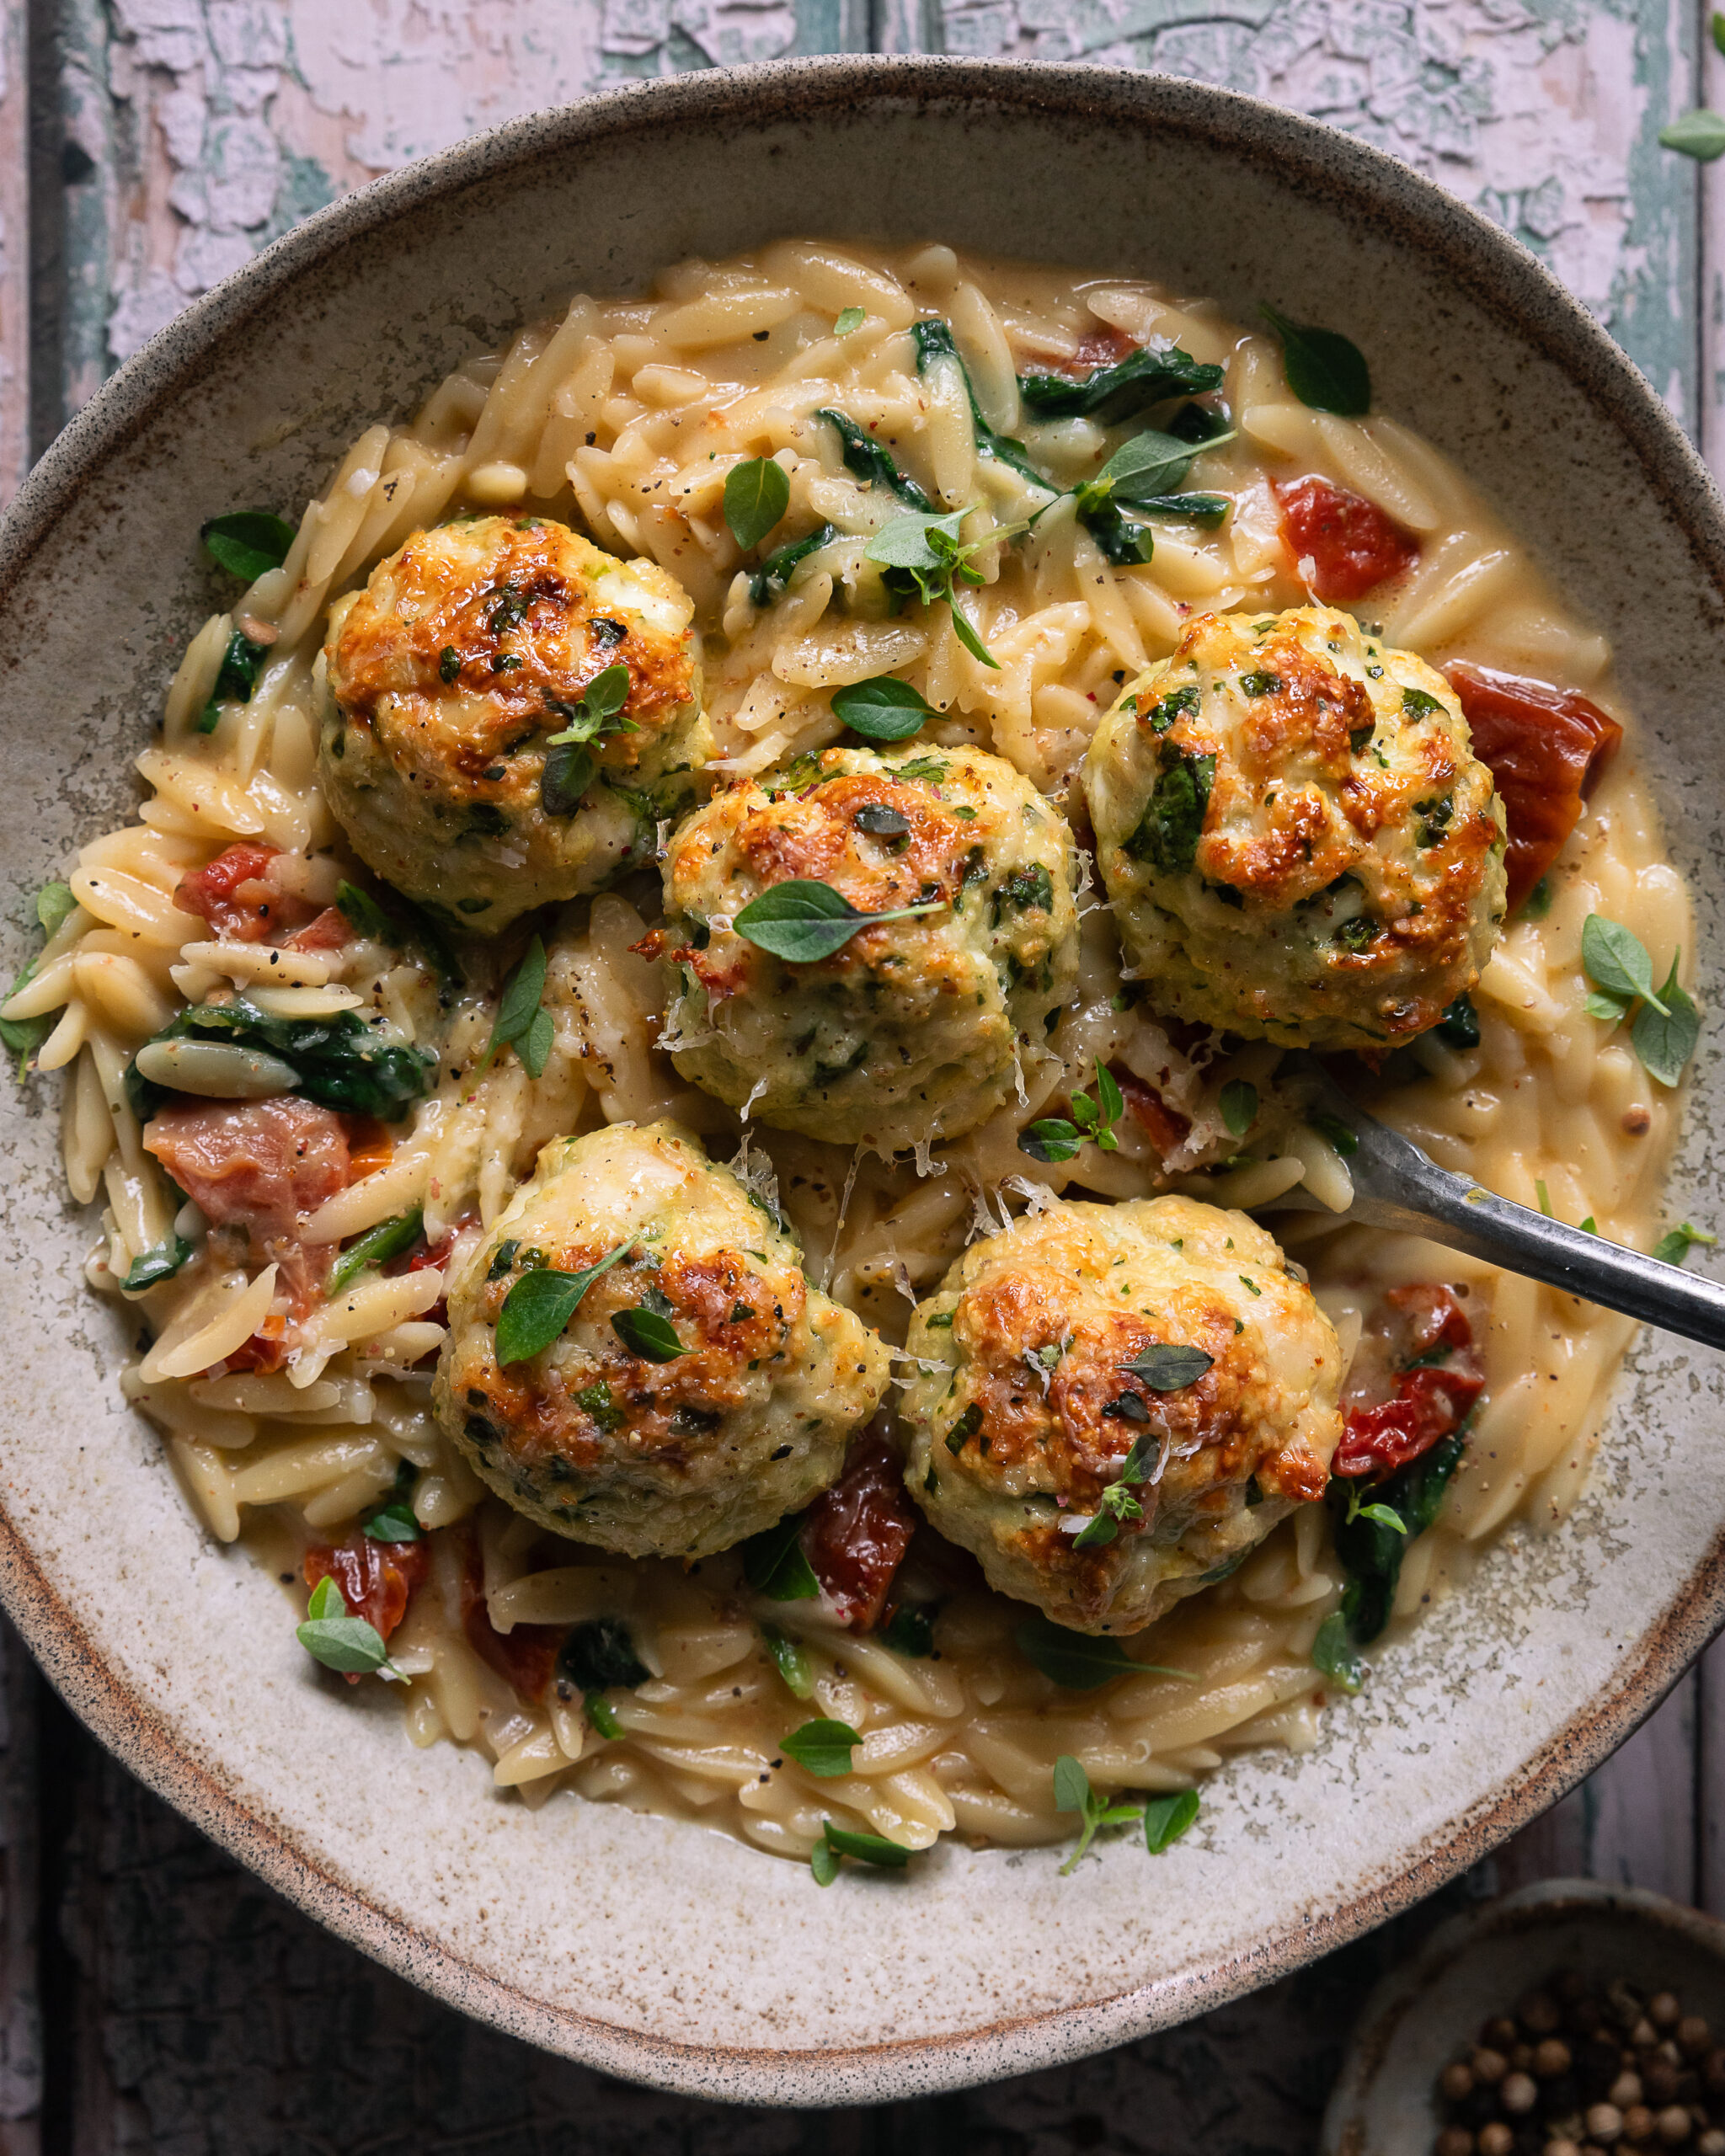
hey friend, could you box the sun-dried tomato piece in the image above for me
[1445,663,1622,915]
[1066,326,1136,375]
[174,843,330,945]
[459,1536,563,1700]
[304,1534,428,1681]
[1110,1064,1192,1160]
[1332,1283,1483,1478]
[1274,475,1420,604]
[802,1435,916,1630]
[1386,1283,1471,1364]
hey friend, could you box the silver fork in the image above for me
[1267,1054,1725,1353]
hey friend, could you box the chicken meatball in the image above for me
[434,1119,892,1556]
[321,515,708,931]
[648,741,1081,1151]
[1083,606,1506,1049]
[899,1195,1341,1634]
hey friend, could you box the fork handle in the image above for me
[1285,1059,1725,1353]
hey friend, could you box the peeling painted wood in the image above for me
[46,0,866,417]
[3,0,1724,2144]
[888,0,1701,435]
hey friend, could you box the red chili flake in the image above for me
[802,1435,916,1630]
[1445,663,1623,915]
[1274,475,1419,604]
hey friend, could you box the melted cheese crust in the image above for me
[900,1195,1342,1633]
[1085,606,1506,1048]
[435,1120,891,1556]
[322,515,708,929]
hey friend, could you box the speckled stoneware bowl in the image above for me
[1322,1881,1725,2153]
[2,54,1723,2108]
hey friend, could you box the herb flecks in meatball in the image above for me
[649,741,1081,1151]
[433,1120,890,1557]
[899,1194,1342,1633]
[321,515,708,931]
[1083,605,1506,1049]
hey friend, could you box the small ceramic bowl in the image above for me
[1322,1880,1725,2154]
[2,55,1725,2107]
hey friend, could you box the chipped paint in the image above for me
[67,0,863,386]
[14,0,1721,495]
[893,0,1698,431]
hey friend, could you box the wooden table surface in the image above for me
[3,6,1725,2147]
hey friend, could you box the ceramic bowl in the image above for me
[3,54,1724,2109]
[1321,1881,1725,2153]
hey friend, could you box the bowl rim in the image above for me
[6,50,1725,2107]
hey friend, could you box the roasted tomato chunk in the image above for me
[1444,663,1622,914]
[802,1435,916,1630]
[1332,1283,1483,1478]
[304,1534,428,1681]
[174,842,327,944]
[1274,476,1419,604]
[1110,1064,1192,1161]
[143,1097,350,1239]
[285,905,351,953]
[459,1538,563,1701]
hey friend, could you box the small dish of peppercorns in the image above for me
[1433,1970,1725,2153]
[1322,1882,1725,2156]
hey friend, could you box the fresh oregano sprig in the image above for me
[830,675,939,742]
[611,1305,683,1361]
[1581,914,1700,1088]
[296,1574,407,1681]
[541,662,635,817]
[724,456,791,551]
[864,506,1028,669]
[742,1510,820,1601]
[1018,1065,1124,1164]
[809,1820,916,1884]
[495,1240,633,1364]
[731,878,946,963]
[1072,1431,1156,1550]
[1052,1757,1201,1872]
[200,509,295,581]
[474,935,554,1083]
[1054,1754,1148,1871]
[1261,307,1371,417]
[1654,1220,1717,1266]
[1118,1343,1215,1390]
[780,1719,862,1779]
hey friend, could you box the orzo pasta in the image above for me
[7,240,1691,1872]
